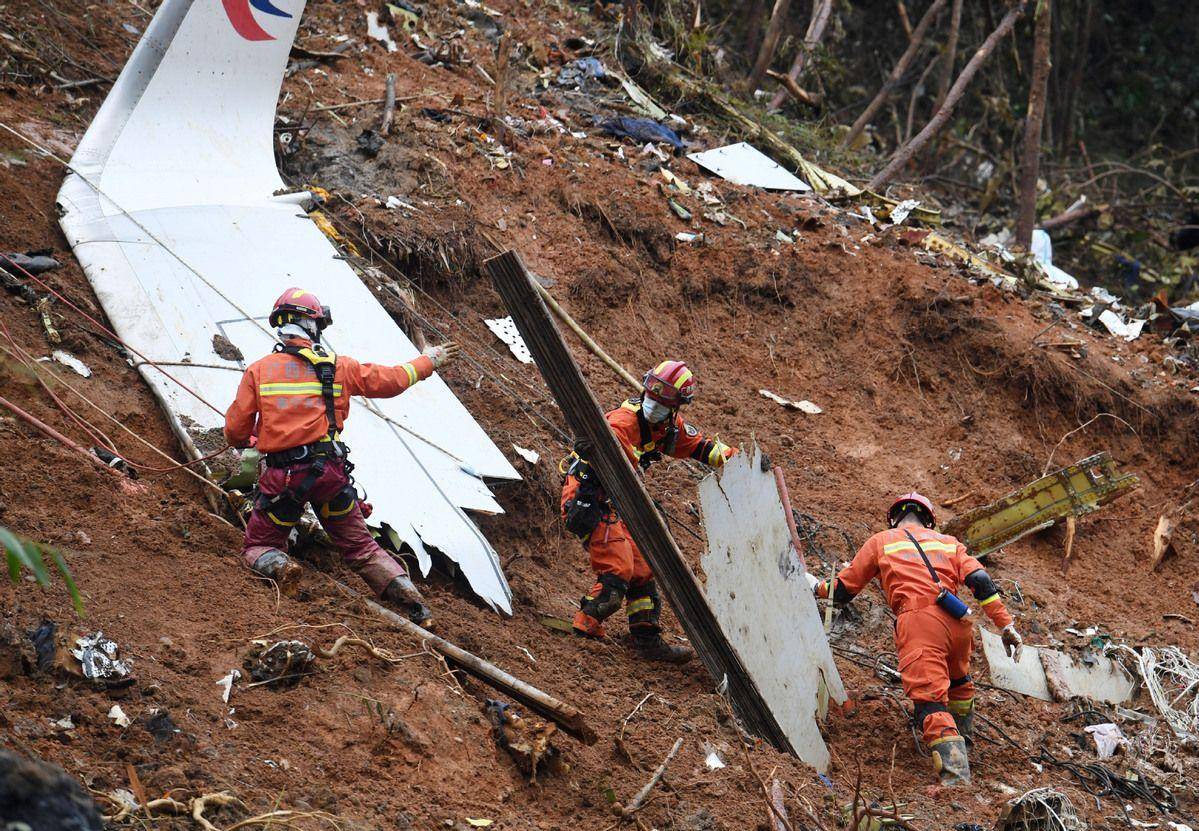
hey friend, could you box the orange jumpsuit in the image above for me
[561,399,734,636]
[225,338,434,596]
[818,526,1013,747]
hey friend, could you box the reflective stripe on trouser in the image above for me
[895,605,976,745]
[626,581,662,639]
[242,458,405,596]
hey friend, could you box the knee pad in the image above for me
[319,485,357,520]
[580,573,628,621]
[258,492,303,527]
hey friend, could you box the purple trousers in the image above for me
[242,457,405,596]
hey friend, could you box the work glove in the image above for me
[423,342,460,369]
[1001,624,1024,662]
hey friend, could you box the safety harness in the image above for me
[262,342,351,506]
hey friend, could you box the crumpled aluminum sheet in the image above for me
[72,632,131,681]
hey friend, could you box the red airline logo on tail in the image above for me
[221,0,293,42]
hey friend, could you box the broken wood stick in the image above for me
[942,491,977,508]
[341,579,596,744]
[769,779,791,831]
[766,70,821,108]
[381,73,397,136]
[619,737,683,817]
[487,249,792,753]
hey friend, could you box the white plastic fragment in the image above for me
[46,350,92,377]
[687,143,812,191]
[1030,229,1080,290]
[888,199,920,226]
[704,750,726,770]
[485,317,534,364]
[511,444,539,464]
[52,715,75,730]
[759,389,822,413]
[217,669,241,704]
[366,12,397,52]
[1084,723,1125,759]
[1098,309,1146,341]
[108,704,132,728]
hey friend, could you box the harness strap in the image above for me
[903,529,943,586]
[281,343,339,440]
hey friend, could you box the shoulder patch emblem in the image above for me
[683,423,699,437]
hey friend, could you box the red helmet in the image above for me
[888,492,936,528]
[269,287,332,329]
[643,360,695,408]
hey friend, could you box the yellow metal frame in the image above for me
[942,453,1139,558]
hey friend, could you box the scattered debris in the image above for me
[982,629,1136,704]
[698,446,846,770]
[43,350,91,378]
[484,316,533,364]
[704,748,726,770]
[600,117,684,151]
[1151,481,1197,571]
[995,788,1084,831]
[687,142,811,191]
[72,632,133,685]
[143,708,180,742]
[943,453,1139,560]
[555,57,605,88]
[511,444,539,464]
[1030,229,1080,291]
[211,334,243,362]
[485,700,568,784]
[759,389,823,414]
[1097,308,1145,341]
[1110,645,1199,741]
[243,640,316,687]
[216,669,240,703]
[107,704,131,728]
[365,11,397,52]
[887,199,921,225]
[1084,723,1125,759]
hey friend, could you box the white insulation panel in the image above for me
[699,446,845,771]
[56,0,518,613]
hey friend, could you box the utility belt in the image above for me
[264,438,348,468]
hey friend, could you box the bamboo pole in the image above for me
[531,281,640,391]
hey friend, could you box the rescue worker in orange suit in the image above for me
[560,360,737,664]
[224,288,458,624]
[814,493,1023,785]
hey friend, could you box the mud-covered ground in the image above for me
[1,1,1198,829]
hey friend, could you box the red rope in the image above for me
[0,251,224,416]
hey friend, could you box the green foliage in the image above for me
[1,525,83,615]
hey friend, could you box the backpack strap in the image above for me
[280,343,339,440]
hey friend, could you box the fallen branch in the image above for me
[618,736,684,817]
[768,0,833,109]
[766,70,821,108]
[380,73,396,136]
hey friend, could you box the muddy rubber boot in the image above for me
[382,575,432,626]
[930,737,971,786]
[951,706,975,748]
[250,549,302,596]
[632,635,695,665]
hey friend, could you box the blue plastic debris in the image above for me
[600,117,683,150]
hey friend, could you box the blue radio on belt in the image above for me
[904,530,972,620]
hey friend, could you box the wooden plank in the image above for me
[485,249,792,752]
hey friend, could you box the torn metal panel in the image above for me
[687,143,812,191]
[981,628,1052,702]
[485,316,534,363]
[982,629,1136,704]
[1040,650,1137,705]
[55,0,518,613]
[699,446,846,772]
[942,453,1139,559]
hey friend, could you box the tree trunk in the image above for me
[1057,0,1094,153]
[768,0,834,109]
[932,0,962,112]
[747,0,795,91]
[743,0,768,64]
[843,0,948,147]
[1016,0,1053,248]
[869,0,1028,191]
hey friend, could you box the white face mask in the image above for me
[642,397,671,423]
